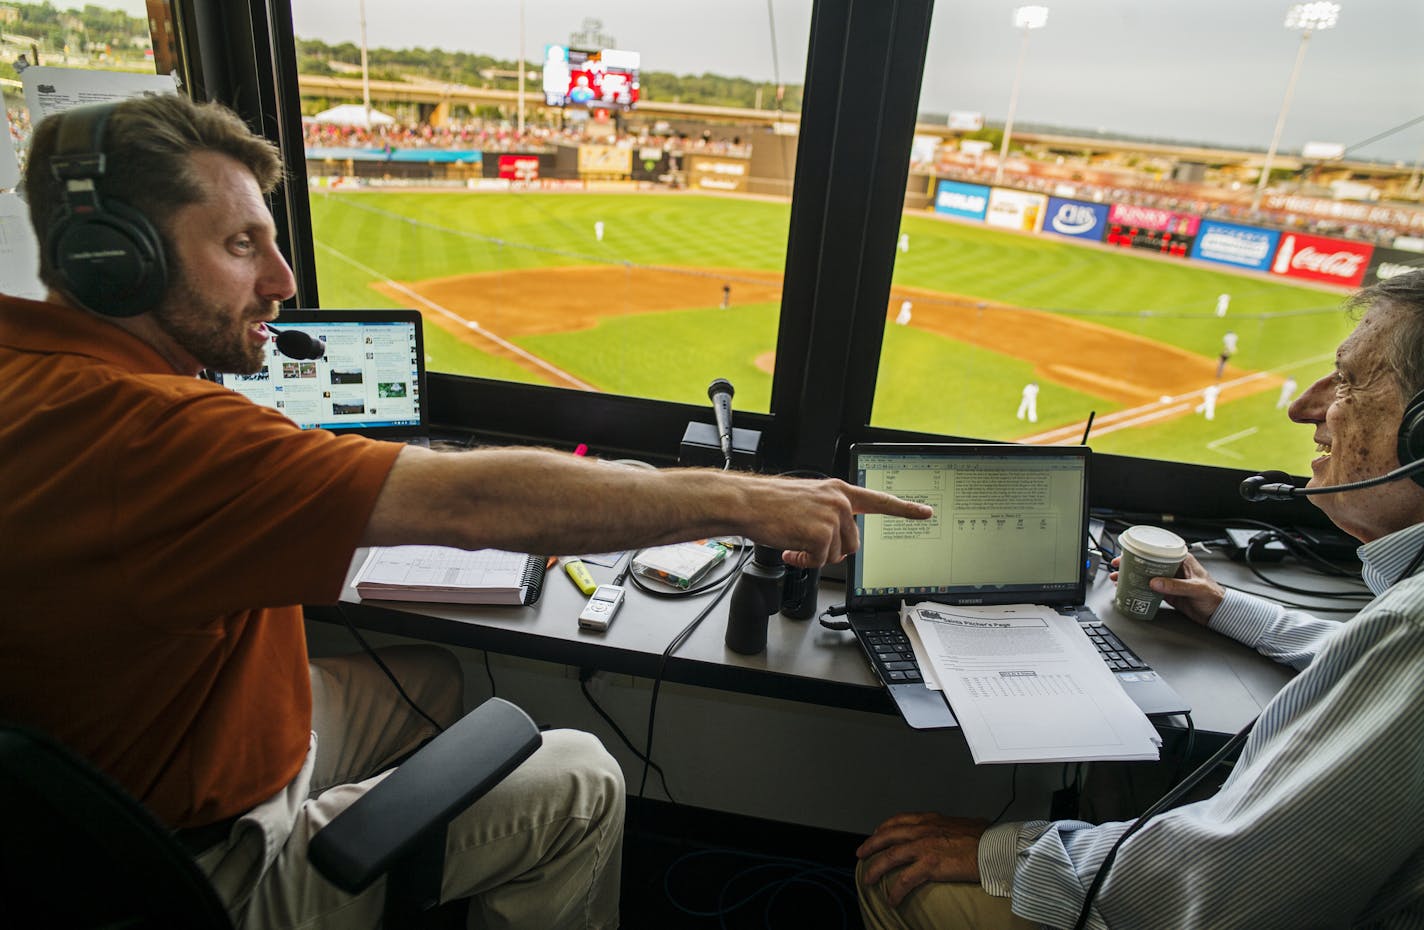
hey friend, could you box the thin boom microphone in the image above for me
[271,327,326,361]
[1240,458,1424,501]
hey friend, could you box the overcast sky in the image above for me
[113,0,1424,163]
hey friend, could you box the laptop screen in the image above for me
[848,443,1090,610]
[216,309,427,439]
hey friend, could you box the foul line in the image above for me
[1206,427,1259,460]
[314,241,597,391]
[1021,351,1337,445]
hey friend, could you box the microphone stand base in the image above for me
[679,421,762,471]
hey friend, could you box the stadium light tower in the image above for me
[517,0,526,137]
[1252,2,1341,211]
[995,5,1049,185]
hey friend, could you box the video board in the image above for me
[542,46,640,110]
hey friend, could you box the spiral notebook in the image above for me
[352,546,546,606]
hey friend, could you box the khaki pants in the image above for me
[856,859,1039,930]
[197,644,626,930]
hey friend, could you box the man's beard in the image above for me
[150,270,270,375]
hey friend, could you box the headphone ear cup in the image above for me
[1396,390,1424,488]
[50,197,167,318]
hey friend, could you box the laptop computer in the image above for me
[846,442,1190,730]
[214,308,430,445]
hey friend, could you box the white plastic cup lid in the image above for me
[1119,525,1188,561]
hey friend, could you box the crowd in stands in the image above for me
[302,118,753,158]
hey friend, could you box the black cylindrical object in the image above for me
[725,546,784,654]
[780,565,820,620]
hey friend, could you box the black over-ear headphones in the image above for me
[1397,391,1424,487]
[47,101,167,317]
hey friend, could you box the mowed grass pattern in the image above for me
[309,190,1353,471]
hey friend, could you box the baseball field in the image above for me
[307,188,1353,474]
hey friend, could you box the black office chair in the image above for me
[0,697,542,929]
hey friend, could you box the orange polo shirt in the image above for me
[0,296,403,828]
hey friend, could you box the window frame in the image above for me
[193,0,1332,528]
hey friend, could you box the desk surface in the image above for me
[315,549,1330,737]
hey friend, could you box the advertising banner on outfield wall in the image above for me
[934,179,990,221]
[1107,203,1200,236]
[578,144,633,176]
[489,153,555,181]
[986,188,1046,232]
[687,155,749,192]
[1190,220,1282,272]
[632,146,670,181]
[1269,232,1374,288]
[1043,197,1109,242]
[1363,247,1424,287]
[1106,202,1199,258]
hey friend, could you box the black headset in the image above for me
[47,100,167,317]
[1397,391,1424,487]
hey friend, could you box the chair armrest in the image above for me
[308,697,542,895]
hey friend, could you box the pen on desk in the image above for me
[564,558,597,595]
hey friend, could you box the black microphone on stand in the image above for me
[708,378,735,469]
[269,326,326,361]
[1239,459,1424,501]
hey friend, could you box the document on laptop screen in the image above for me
[856,453,1084,596]
[903,602,1160,764]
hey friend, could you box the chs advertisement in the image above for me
[1043,197,1110,242]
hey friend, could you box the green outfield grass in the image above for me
[308,189,1354,473]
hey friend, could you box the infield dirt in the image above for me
[373,264,1281,412]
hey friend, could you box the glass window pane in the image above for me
[878,1,1421,475]
[291,0,812,413]
[1,1,162,300]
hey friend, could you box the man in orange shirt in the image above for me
[0,94,931,930]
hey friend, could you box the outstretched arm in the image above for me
[362,445,933,565]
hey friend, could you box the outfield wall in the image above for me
[929,177,1422,291]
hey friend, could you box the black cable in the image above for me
[1224,518,1364,580]
[639,542,752,799]
[482,649,497,698]
[1241,543,1371,598]
[989,764,1019,825]
[611,551,633,587]
[334,604,444,734]
[1178,712,1196,784]
[662,848,857,927]
[578,671,676,803]
[1071,717,1257,930]
[1217,582,1366,612]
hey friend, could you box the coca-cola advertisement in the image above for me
[1268,232,1374,288]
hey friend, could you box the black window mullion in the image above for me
[776,0,934,475]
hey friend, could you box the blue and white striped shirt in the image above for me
[979,522,1424,929]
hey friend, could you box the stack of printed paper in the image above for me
[902,602,1161,764]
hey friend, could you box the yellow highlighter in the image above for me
[564,559,597,596]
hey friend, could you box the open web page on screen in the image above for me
[855,453,1083,597]
[224,321,422,431]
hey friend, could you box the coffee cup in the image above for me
[1113,525,1189,620]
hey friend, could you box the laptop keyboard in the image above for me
[863,630,923,683]
[862,621,1149,684]
[1082,622,1151,672]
